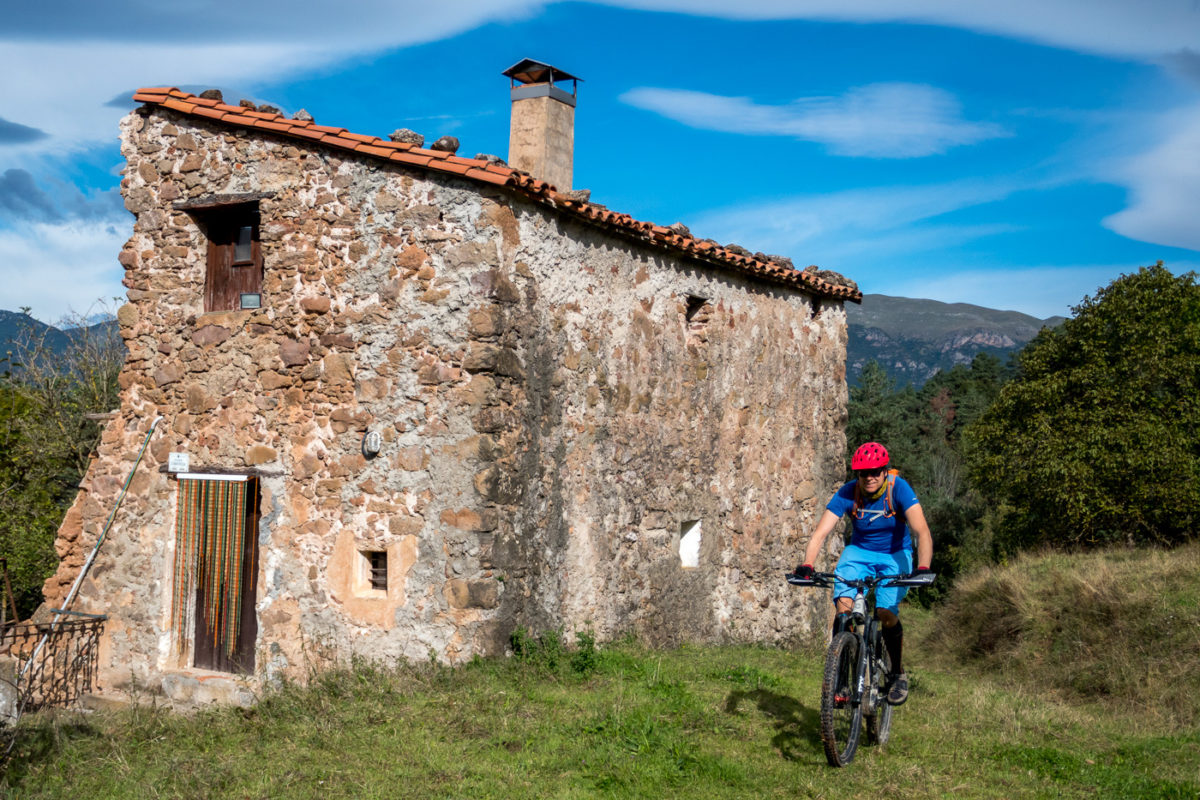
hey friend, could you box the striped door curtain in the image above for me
[172,476,252,658]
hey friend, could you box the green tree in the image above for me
[846,355,1014,601]
[845,361,919,462]
[967,264,1200,552]
[0,308,124,617]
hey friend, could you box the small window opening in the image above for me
[680,519,701,569]
[197,203,262,312]
[684,295,709,322]
[233,225,254,263]
[367,551,388,592]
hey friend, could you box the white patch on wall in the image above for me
[679,519,701,569]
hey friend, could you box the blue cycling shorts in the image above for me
[833,544,914,615]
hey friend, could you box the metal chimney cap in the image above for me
[502,58,583,87]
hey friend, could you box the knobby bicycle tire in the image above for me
[820,631,863,767]
[865,642,893,746]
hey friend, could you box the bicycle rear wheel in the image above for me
[865,644,893,745]
[820,631,863,767]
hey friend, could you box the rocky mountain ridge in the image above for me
[847,294,1065,387]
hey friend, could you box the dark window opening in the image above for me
[198,204,262,312]
[684,295,709,322]
[367,551,388,592]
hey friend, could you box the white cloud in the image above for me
[621,84,1007,157]
[686,179,1022,258]
[0,1,543,163]
[0,220,130,323]
[0,41,338,163]
[598,0,1200,61]
[1103,105,1200,251]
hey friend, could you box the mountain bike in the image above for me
[786,568,936,767]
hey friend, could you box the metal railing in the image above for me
[1,609,106,713]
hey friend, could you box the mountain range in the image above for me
[0,310,117,371]
[846,294,1065,387]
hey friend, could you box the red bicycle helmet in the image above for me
[851,442,889,470]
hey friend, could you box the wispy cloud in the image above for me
[0,169,60,221]
[0,117,48,145]
[0,220,129,323]
[686,179,1023,258]
[1103,104,1200,251]
[598,1,1200,61]
[0,168,123,224]
[621,84,1007,157]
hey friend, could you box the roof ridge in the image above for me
[130,87,860,302]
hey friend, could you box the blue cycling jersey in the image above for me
[826,476,920,553]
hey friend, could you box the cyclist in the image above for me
[795,441,933,705]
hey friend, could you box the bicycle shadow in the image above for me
[724,688,824,762]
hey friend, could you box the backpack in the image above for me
[852,469,901,520]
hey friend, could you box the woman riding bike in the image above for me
[796,442,933,705]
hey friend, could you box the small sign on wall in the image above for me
[168,452,190,473]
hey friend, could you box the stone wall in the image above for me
[42,104,849,702]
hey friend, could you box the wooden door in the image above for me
[190,478,260,674]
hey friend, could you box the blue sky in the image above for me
[2,1,1199,322]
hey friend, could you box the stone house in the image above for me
[42,61,861,704]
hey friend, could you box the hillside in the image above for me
[0,311,73,369]
[0,311,117,372]
[847,294,1065,387]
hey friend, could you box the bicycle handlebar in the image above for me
[784,570,936,589]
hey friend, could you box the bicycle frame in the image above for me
[787,568,934,766]
[819,573,895,711]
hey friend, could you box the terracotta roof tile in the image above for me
[189,105,229,121]
[464,168,512,186]
[354,143,395,158]
[434,161,475,176]
[131,87,860,302]
[160,98,198,115]
[252,119,295,134]
[392,152,434,168]
[288,126,327,142]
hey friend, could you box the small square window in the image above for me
[366,550,388,592]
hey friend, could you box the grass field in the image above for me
[4,546,1199,799]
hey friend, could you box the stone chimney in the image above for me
[503,58,581,191]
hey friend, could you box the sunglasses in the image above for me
[855,467,887,479]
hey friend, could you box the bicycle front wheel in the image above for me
[820,631,863,767]
[865,644,893,746]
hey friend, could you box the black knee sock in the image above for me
[832,613,852,636]
[882,621,903,675]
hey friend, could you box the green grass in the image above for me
[928,541,1200,728]
[4,631,1197,798]
[5,544,1199,798]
